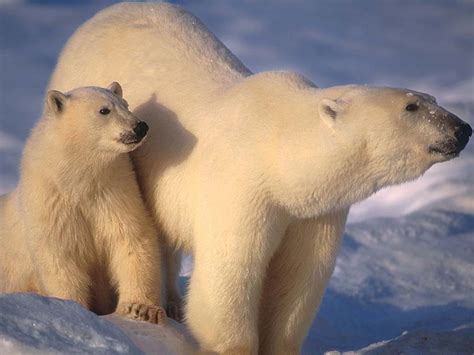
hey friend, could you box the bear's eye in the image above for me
[99,108,111,115]
[405,103,419,112]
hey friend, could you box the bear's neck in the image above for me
[276,145,382,219]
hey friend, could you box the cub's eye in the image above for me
[405,103,419,112]
[99,108,111,115]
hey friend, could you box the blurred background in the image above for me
[1,1,473,353]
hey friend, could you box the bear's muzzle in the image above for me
[429,112,472,158]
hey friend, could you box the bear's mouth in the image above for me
[123,138,142,145]
[119,132,146,146]
[428,141,460,159]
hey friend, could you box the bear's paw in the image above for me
[117,302,166,324]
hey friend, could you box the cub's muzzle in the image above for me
[133,121,149,140]
[120,121,149,145]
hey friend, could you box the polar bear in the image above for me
[47,3,472,353]
[0,82,166,324]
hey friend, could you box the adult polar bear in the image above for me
[48,2,472,354]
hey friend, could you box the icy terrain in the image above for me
[0,293,197,354]
[0,293,142,354]
[308,206,474,353]
[0,0,473,354]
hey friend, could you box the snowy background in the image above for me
[0,0,473,354]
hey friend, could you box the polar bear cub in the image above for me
[0,83,165,323]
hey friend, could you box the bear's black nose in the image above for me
[454,122,472,149]
[133,121,149,139]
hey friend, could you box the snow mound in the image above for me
[0,293,196,355]
[0,293,141,354]
[335,208,474,310]
[304,205,474,353]
[103,314,196,355]
[337,324,474,355]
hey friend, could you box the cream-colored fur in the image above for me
[46,3,469,353]
[0,83,165,324]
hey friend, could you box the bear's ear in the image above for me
[46,90,68,115]
[319,98,344,128]
[107,82,123,98]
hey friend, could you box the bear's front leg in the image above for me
[259,210,349,355]
[109,220,165,324]
[27,215,94,309]
[34,247,92,309]
[186,201,289,354]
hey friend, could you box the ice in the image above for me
[334,324,474,355]
[104,314,196,355]
[0,293,142,354]
[304,202,474,353]
[0,293,197,355]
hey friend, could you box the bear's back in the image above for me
[50,2,250,112]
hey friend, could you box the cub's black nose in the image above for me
[133,121,149,139]
[454,122,472,150]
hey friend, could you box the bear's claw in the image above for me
[117,302,166,324]
[166,301,183,322]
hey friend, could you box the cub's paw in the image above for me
[117,302,166,324]
[166,299,184,322]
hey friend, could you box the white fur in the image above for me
[47,3,457,353]
[0,83,165,324]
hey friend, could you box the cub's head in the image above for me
[318,86,472,186]
[45,82,148,154]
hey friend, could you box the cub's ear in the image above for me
[318,98,345,128]
[107,81,123,98]
[46,90,68,115]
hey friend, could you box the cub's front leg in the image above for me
[110,227,165,324]
[104,195,165,324]
[34,250,92,309]
[29,219,94,309]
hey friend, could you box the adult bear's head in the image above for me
[319,86,470,184]
[226,72,471,218]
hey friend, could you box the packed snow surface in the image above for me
[0,294,142,354]
[1,0,473,354]
[337,324,474,355]
[309,206,474,353]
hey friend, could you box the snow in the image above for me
[103,314,196,355]
[0,293,198,354]
[336,324,474,355]
[308,205,474,353]
[1,0,473,354]
[0,293,142,354]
